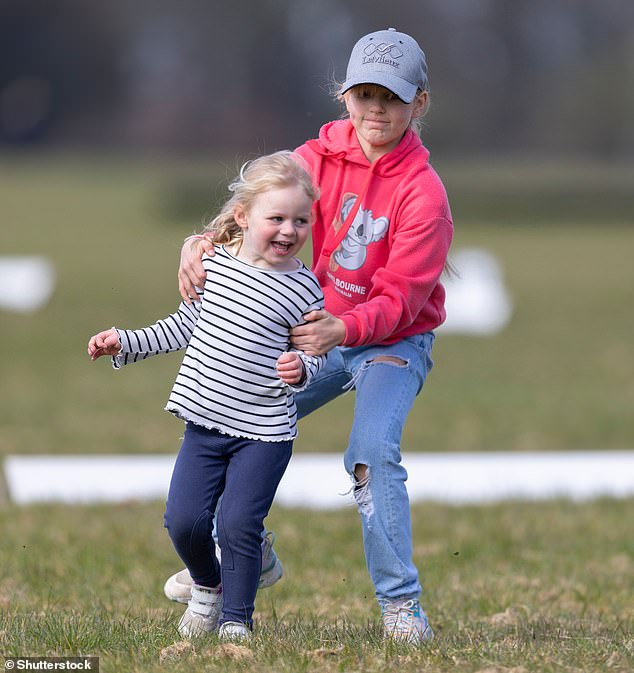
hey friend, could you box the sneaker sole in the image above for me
[383,625,435,644]
[164,573,192,604]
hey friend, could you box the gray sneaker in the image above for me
[163,531,283,603]
[259,531,284,588]
[382,598,434,644]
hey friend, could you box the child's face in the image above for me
[344,84,427,162]
[234,185,313,271]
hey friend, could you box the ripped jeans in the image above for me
[295,332,435,604]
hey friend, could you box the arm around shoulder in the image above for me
[179,234,215,303]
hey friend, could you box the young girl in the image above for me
[176,27,452,644]
[88,151,327,641]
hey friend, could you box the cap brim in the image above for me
[339,74,418,103]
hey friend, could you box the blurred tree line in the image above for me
[1,0,633,158]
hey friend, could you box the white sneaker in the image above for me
[177,584,222,638]
[218,621,251,642]
[163,531,283,603]
[382,598,434,644]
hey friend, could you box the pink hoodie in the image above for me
[295,119,453,347]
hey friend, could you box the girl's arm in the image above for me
[291,213,452,351]
[179,235,215,303]
[108,297,202,369]
[278,293,328,386]
[288,310,345,357]
[340,213,452,346]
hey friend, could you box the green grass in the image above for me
[0,499,632,672]
[1,154,632,669]
[1,154,633,456]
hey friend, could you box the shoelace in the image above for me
[383,599,419,632]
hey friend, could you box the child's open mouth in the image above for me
[271,241,293,255]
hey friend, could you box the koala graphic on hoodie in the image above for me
[332,195,389,271]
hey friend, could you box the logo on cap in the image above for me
[362,42,402,68]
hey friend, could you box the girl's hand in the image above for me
[87,329,122,360]
[179,234,215,303]
[290,310,345,356]
[276,351,305,385]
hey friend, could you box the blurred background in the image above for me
[1,0,634,156]
[1,0,633,464]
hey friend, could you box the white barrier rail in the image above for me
[4,451,634,507]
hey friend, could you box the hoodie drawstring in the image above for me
[322,159,379,259]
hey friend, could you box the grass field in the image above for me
[1,498,633,672]
[1,155,633,671]
[0,155,633,457]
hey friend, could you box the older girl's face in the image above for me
[344,84,427,163]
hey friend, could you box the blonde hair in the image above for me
[330,79,430,134]
[203,151,319,245]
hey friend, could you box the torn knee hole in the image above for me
[369,355,407,367]
[352,464,374,518]
[354,463,368,484]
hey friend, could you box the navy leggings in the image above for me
[164,423,292,627]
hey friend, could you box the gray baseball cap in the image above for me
[340,28,428,103]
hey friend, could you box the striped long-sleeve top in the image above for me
[113,246,326,442]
